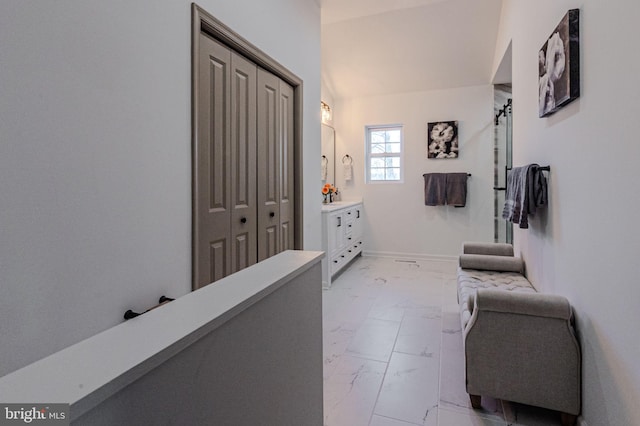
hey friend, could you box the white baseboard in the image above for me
[362,250,457,263]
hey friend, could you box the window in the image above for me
[366,125,403,182]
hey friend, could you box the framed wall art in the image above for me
[539,9,580,117]
[427,121,458,159]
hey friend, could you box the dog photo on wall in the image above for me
[427,121,458,159]
[539,9,580,117]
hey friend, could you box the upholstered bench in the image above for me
[457,242,581,426]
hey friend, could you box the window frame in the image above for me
[365,124,404,183]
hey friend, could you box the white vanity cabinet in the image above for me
[321,201,364,288]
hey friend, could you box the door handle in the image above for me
[493,187,506,191]
[337,217,341,227]
[240,217,247,224]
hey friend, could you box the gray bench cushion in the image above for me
[457,267,536,330]
[459,254,523,272]
[462,242,514,257]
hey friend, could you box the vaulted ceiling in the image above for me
[321,0,504,99]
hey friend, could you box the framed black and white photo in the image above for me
[539,9,580,117]
[427,121,458,159]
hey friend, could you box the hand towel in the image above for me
[502,165,530,228]
[446,173,468,207]
[502,164,549,229]
[320,155,329,180]
[344,164,353,181]
[423,173,447,205]
[526,164,548,216]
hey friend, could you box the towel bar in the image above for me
[506,165,550,172]
[497,165,549,190]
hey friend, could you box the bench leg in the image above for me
[560,413,577,426]
[469,394,482,409]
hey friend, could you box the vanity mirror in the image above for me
[321,123,335,186]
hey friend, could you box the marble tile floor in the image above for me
[322,256,564,426]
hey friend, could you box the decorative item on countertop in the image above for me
[322,183,338,204]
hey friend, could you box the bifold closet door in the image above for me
[194,33,257,289]
[256,69,295,261]
[279,80,295,252]
[195,32,296,287]
[257,69,280,261]
[229,52,258,274]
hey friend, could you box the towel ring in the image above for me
[342,154,353,165]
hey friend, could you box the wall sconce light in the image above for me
[321,101,332,124]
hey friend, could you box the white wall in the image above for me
[321,78,336,113]
[334,85,495,258]
[0,0,321,377]
[495,1,640,424]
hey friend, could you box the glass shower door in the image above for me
[494,92,512,244]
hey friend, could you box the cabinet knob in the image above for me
[348,250,352,253]
[333,260,338,263]
[269,212,275,218]
[240,217,247,224]
[348,237,352,240]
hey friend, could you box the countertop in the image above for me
[321,200,363,213]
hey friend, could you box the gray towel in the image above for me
[423,173,447,205]
[502,164,548,229]
[446,173,468,207]
[502,165,530,228]
[527,165,548,216]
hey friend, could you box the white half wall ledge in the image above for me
[0,250,324,421]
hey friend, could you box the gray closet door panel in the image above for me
[264,226,278,260]
[210,239,227,283]
[233,232,250,273]
[230,52,257,273]
[257,68,281,262]
[279,80,295,251]
[195,34,232,289]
